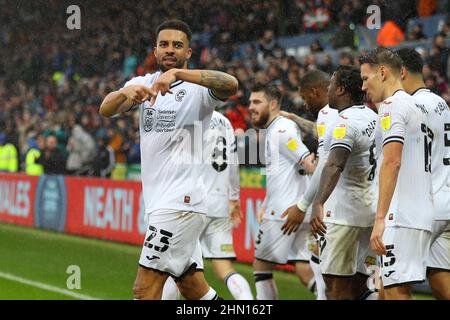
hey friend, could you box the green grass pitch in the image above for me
[0,222,433,300]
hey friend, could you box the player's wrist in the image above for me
[297,196,309,212]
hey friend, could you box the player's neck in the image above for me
[265,112,280,128]
[404,76,426,95]
[383,79,404,100]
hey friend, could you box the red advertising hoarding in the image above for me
[0,173,38,227]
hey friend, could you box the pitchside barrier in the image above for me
[0,171,432,293]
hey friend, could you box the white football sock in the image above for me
[310,254,327,300]
[161,276,180,300]
[254,272,278,300]
[200,287,219,300]
[224,272,254,300]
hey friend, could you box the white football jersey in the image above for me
[323,105,378,227]
[265,116,311,220]
[413,88,450,221]
[316,105,340,160]
[376,90,434,232]
[123,72,224,215]
[203,111,239,218]
[298,105,339,209]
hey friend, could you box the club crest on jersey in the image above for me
[317,122,326,138]
[143,107,156,132]
[333,124,346,139]
[380,112,391,131]
[286,138,298,151]
[175,89,187,102]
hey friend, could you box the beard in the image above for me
[157,56,186,72]
[250,109,271,129]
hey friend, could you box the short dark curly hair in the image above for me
[250,83,282,103]
[395,47,423,74]
[359,47,403,73]
[156,19,192,42]
[333,65,365,104]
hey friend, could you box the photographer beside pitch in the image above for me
[99,20,238,300]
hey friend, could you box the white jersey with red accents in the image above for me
[413,88,450,221]
[265,116,311,220]
[123,72,224,216]
[323,105,378,227]
[203,111,240,218]
[376,90,434,231]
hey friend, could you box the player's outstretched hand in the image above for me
[311,203,327,238]
[229,200,243,227]
[120,85,157,105]
[281,205,305,235]
[148,69,178,105]
[257,203,266,224]
[370,218,387,256]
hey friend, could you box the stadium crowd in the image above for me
[0,0,449,176]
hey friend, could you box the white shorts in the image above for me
[428,220,450,271]
[380,226,431,288]
[254,218,312,265]
[200,216,236,259]
[320,223,376,276]
[139,210,206,278]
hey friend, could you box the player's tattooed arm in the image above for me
[199,70,239,100]
[310,148,350,237]
[168,69,238,100]
[279,111,318,140]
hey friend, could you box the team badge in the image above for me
[333,124,346,139]
[286,138,298,151]
[175,89,187,102]
[317,122,326,138]
[380,112,391,131]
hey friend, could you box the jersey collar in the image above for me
[411,87,430,96]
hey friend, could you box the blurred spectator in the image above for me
[408,24,427,41]
[36,135,66,175]
[66,115,96,175]
[90,136,115,178]
[377,20,405,47]
[310,39,324,53]
[24,135,45,176]
[331,20,355,49]
[0,133,18,173]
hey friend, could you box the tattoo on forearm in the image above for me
[200,70,236,93]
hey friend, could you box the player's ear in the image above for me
[400,66,407,80]
[379,65,387,81]
[186,47,192,60]
[154,47,158,58]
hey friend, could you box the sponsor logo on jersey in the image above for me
[388,213,394,220]
[286,138,298,151]
[175,89,187,102]
[326,210,331,217]
[380,112,391,131]
[146,255,160,261]
[184,196,191,204]
[317,122,326,138]
[333,124,346,139]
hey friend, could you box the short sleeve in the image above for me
[200,86,226,113]
[379,102,408,146]
[278,124,311,163]
[329,118,359,152]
